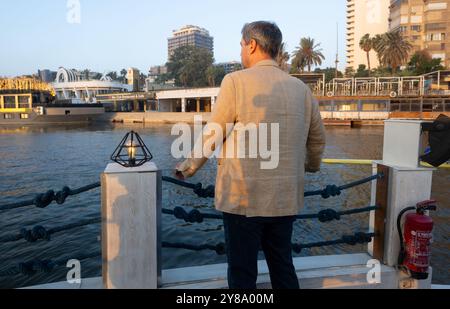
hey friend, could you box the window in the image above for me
[65,110,71,115]
[3,113,13,119]
[3,96,16,109]
[411,25,421,32]
[20,113,29,119]
[18,96,30,108]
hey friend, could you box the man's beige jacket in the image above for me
[178,59,326,217]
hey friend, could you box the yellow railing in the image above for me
[323,159,450,169]
[0,108,33,113]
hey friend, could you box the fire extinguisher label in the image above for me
[407,230,433,268]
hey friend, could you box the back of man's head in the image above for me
[241,21,283,59]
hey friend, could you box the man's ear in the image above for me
[249,39,258,55]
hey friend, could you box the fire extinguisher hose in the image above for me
[397,206,416,265]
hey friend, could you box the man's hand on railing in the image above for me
[175,163,186,180]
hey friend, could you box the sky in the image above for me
[0,0,347,77]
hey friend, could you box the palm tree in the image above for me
[376,31,412,73]
[290,54,306,74]
[292,37,325,72]
[276,42,290,72]
[372,34,384,63]
[359,34,373,72]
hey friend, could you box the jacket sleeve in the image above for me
[178,74,237,177]
[305,89,326,173]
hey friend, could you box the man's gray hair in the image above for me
[241,21,283,59]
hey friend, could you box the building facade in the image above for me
[168,25,214,59]
[127,67,141,92]
[346,0,390,71]
[389,0,450,68]
[217,61,242,74]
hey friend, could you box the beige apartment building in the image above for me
[167,25,214,60]
[346,0,390,71]
[389,0,450,68]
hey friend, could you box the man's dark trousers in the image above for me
[222,212,299,289]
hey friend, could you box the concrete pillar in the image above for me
[14,95,19,109]
[157,99,161,112]
[369,120,434,289]
[101,162,162,289]
[0,95,3,109]
[181,98,186,113]
[196,98,201,113]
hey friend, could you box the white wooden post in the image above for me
[370,120,434,289]
[101,162,162,289]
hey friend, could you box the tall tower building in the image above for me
[389,0,450,68]
[168,25,214,60]
[127,68,140,92]
[346,0,390,71]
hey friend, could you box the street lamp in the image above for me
[111,131,153,168]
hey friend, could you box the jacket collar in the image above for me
[253,59,279,68]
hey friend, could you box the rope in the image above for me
[162,242,226,255]
[0,182,101,211]
[162,173,383,200]
[163,206,378,224]
[162,176,215,198]
[162,207,223,223]
[304,173,383,199]
[162,232,375,256]
[0,252,101,277]
[0,218,101,243]
[292,232,376,254]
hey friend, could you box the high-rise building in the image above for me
[168,25,214,60]
[127,68,140,92]
[346,0,390,71]
[389,0,450,68]
[217,61,242,74]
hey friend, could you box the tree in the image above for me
[314,67,343,83]
[291,37,325,72]
[106,71,118,80]
[119,69,127,83]
[155,73,170,85]
[206,65,226,87]
[139,73,147,91]
[359,34,373,72]
[372,34,384,63]
[166,46,214,87]
[345,67,355,78]
[355,64,369,77]
[276,42,290,72]
[375,31,412,73]
[290,54,306,74]
[408,50,444,75]
[83,69,90,80]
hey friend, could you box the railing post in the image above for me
[370,120,434,288]
[101,162,162,289]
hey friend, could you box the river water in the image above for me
[0,124,448,288]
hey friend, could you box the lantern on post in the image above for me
[111,131,153,168]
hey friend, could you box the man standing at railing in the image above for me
[176,21,326,289]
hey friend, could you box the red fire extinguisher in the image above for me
[397,200,437,280]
